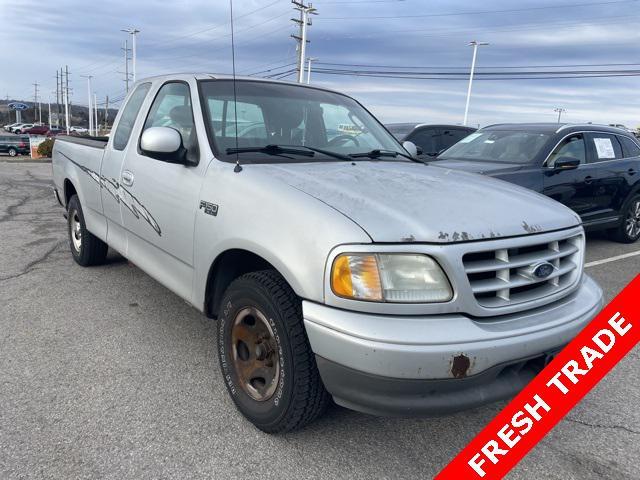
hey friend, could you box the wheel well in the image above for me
[63,179,77,207]
[205,249,275,319]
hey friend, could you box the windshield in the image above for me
[199,80,405,163]
[438,130,550,164]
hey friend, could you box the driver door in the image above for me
[120,80,204,301]
[543,133,598,221]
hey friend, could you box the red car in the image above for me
[23,125,49,135]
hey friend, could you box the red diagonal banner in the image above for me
[436,274,640,480]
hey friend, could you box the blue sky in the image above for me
[1,0,639,127]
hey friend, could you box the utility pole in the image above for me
[48,101,51,129]
[306,57,317,84]
[80,75,93,134]
[122,39,131,92]
[104,95,109,129]
[55,71,60,126]
[33,82,41,124]
[463,40,489,126]
[121,28,140,82]
[64,65,70,134]
[94,93,98,135]
[291,1,317,83]
[554,107,566,123]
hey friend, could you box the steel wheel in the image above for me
[70,209,82,252]
[625,199,640,239]
[230,306,280,402]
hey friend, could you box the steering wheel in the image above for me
[328,134,360,147]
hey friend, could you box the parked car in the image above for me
[4,122,22,132]
[13,124,34,134]
[432,123,640,243]
[23,125,50,135]
[386,123,476,157]
[52,75,602,432]
[0,135,30,156]
[6,123,27,133]
[46,128,65,137]
[69,126,89,134]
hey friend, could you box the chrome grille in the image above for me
[463,234,583,308]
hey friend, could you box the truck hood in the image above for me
[259,161,580,243]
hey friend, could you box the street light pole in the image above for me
[463,40,489,126]
[121,28,140,82]
[554,107,566,123]
[80,75,93,135]
[306,57,317,84]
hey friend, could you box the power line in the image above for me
[143,0,284,49]
[315,61,640,70]
[322,0,638,19]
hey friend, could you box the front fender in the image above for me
[192,161,371,309]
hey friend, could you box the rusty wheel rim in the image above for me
[231,307,280,402]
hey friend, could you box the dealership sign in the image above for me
[8,102,29,111]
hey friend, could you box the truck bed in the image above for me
[55,135,109,149]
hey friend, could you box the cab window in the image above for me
[143,82,198,163]
[547,134,586,167]
[113,83,151,151]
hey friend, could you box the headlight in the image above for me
[331,253,453,303]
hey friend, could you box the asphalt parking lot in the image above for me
[0,161,638,480]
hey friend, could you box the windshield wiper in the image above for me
[226,144,354,161]
[349,149,426,164]
[226,144,315,157]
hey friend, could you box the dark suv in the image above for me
[432,123,640,243]
[0,136,30,157]
[386,123,476,157]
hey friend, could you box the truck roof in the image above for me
[131,73,345,96]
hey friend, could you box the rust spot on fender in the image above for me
[451,354,471,378]
[522,221,543,234]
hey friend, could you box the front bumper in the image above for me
[304,275,603,416]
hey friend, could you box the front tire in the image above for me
[217,270,329,433]
[67,195,108,266]
[609,194,640,243]
[8,148,17,157]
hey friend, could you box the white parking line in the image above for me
[585,250,640,268]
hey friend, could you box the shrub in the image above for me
[37,138,54,158]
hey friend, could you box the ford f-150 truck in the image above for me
[52,74,603,433]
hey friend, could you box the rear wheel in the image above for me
[217,270,330,433]
[7,148,17,157]
[67,195,108,266]
[609,195,640,243]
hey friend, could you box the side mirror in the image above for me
[140,126,189,164]
[402,140,418,158]
[553,156,581,171]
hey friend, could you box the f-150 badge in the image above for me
[199,201,219,217]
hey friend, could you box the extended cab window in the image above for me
[113,83,151,151]
[547,134,586,167]
[143,82,198,163]
[618,135,640,158]
[587,133,623,163]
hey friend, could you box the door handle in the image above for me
[121,170,134,187]
[628,168,637,176]
[584,175,593,184]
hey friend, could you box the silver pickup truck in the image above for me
[52,74,603,433]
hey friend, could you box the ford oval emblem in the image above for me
[532,262,554,279]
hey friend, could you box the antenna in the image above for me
[229,0,242,173]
